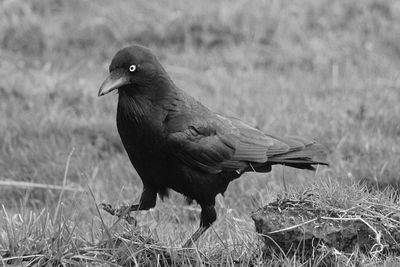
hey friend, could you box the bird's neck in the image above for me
[117,93,152,125]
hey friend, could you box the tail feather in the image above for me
[268,159,327,170]
[265,136,328,171]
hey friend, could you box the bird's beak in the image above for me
[98,71,130,97]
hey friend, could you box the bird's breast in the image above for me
[116,99,177,184]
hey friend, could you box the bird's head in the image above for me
[98,45,167,97]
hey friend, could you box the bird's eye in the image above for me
[129,65,136,72]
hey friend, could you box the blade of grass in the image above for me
[54,147,75,223]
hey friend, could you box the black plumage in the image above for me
[98,45,328,247]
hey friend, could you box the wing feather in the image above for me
[167,113,292,173]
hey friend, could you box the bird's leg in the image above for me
[182,205,216,248]
[100,185,157,225]
[182,225,210,248]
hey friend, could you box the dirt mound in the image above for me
[252,195,400,260]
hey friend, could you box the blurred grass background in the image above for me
[1,0,400,257]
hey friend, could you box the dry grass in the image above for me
[1,0,400,265]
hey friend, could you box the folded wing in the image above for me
[167,112,324,174]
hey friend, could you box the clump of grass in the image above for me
[0,206,170,266]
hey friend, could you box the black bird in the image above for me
[98,45,328,247]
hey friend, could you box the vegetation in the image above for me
[1,0,400,265]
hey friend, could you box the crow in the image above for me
[98,44,328,247]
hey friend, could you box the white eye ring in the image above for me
[129,65,136,72]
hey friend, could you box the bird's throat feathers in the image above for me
[117,93,152,124]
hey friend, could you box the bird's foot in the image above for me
[99,203,137,226]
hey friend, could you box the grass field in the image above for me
[1,0,400,265]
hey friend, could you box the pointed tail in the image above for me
[247,135,328,172]
[266,136,328,170]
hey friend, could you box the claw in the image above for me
[99,203,137,226]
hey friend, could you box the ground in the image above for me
[0,0,400,266]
